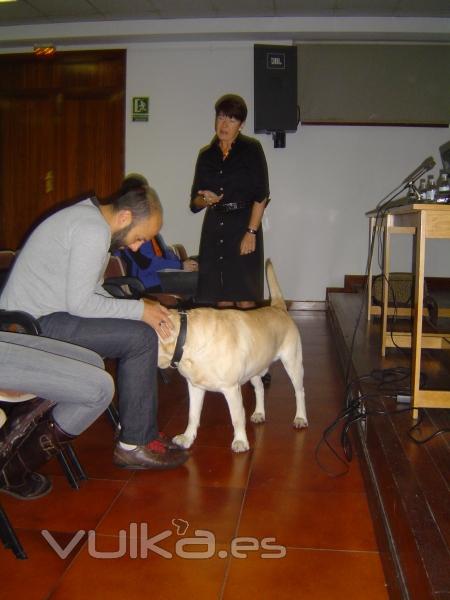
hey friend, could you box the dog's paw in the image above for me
[250,412,266,424]
[172,434,194,449]
[293,417,308,429]
[231,439,250,453]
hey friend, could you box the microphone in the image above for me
[401,156,436,185]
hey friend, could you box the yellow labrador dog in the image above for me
[158,260,307,452]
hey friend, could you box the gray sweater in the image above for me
[0,198,144,321]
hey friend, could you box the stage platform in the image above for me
[327,291,450,600]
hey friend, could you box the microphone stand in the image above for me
[403,164,431,197]
[405,182,421,203]
[378,164,430,211]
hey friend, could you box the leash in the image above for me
[170,310,188,368]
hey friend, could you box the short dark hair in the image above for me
[215,94,247,123]
[110,186,162,222]
[119,173,149,195]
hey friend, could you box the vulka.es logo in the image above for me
[42,520,286,560]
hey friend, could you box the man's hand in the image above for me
[142,299,174,339]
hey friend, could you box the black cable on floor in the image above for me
[406,410,450,444]
[316,367,419,477]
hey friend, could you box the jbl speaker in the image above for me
[254,44,298,133]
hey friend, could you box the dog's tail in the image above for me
[266,259,287,311]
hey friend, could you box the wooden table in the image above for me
[366,203,450,417]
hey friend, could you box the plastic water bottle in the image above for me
[418,178,427,201]
[436,171,450,204]
[426,174,437,202]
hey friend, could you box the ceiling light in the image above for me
[34,45,56,58]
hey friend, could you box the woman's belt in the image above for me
[212,201,250,213]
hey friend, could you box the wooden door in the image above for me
[57,90,125,202]
[0,50,126,249]
[0,92,58,247]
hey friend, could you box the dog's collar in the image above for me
[170,310,188,368]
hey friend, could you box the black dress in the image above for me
[190,133,270,302]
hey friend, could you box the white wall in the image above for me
[125,41,450,300]
[2,34,448,300]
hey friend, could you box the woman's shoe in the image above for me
[0,470,52,500]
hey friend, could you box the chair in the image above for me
[0,250,16,294]
[169,243,188,262]
[102,255,146,300]
[105,254,184,306]
[0,403,24,558]
[154,243,199,302]
[0,310,87,490]
[0,502,26,559]
[103,254,187,307]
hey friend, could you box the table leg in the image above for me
[381,216,392,357]
[411,212,426,419]
[367,216,375,321]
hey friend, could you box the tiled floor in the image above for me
[1,312,388,599]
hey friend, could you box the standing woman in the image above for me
[190,94,270,309]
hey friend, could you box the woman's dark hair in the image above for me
[215,94,247,123]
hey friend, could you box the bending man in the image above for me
[0,185,188,500]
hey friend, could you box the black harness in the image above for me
[170,310,188,368]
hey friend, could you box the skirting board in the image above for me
[286,300,326,311]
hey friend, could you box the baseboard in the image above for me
[286,300,326,311]
[327,275,450,300]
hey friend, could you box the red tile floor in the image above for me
[1,312,388,599]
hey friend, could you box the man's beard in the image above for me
[109,223,134,252]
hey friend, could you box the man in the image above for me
[0,184,188,499]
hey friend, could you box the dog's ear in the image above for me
[157,329,177,344]
[157,333,177,369]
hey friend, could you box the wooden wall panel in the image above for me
[0,50,126,249]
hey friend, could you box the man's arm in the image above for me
[66,220,144,320]
[66,221,174,337]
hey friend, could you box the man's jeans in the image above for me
[38,313,159,445]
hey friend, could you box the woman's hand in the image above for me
[198,190,223,207]
[240,232,256,255]
[183,259,198,272]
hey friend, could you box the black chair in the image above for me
[0,502,26,559]
[0,250,15,294]
[102,255,146,300]
[105,253,199,308]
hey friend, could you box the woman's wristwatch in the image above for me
[247,227,257,235]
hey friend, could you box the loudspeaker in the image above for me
[254,44,298,134]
